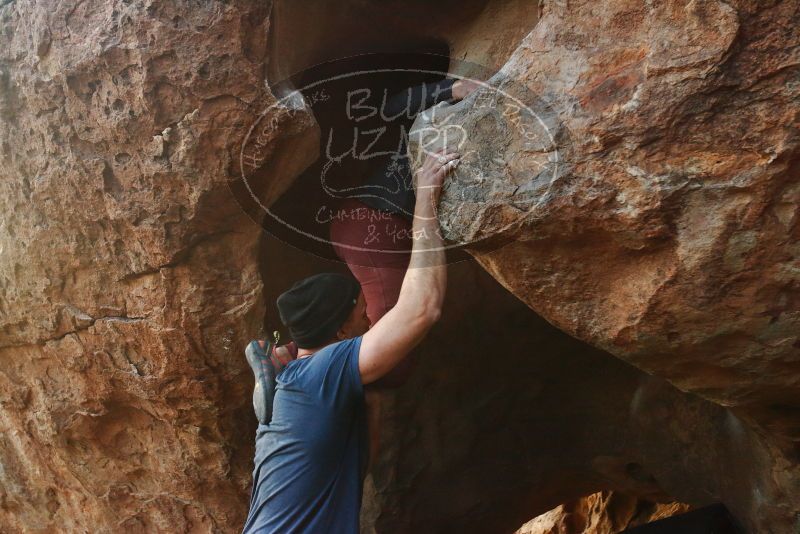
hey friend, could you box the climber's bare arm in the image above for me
[358,148,459,385]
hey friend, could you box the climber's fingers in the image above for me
[419,149,460,185]
[437,154,461,176]
[417,148,461,194]
[423,147,458,168]
[430,151,460,186]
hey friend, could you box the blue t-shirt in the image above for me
[242,336,367,534]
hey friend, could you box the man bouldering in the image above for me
[330,76,480,384]
[248,76,481,463]
[241,147,461,533]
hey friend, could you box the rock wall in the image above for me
[0,1,279,530]
[423,0,800,440]
[518,492,691,534]
[408,0,800,529]
[1,0,798,533]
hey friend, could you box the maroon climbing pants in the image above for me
[329,197,415,387]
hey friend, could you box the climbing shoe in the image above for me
[245,339,298,424]
[245,340,278,425]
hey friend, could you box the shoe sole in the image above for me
[245,341,276,425]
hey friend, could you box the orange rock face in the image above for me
[432,0,800,433]
[409,0,800,529]
[517,492,691,534]
[0,0,797,533]
[0,1,278,530]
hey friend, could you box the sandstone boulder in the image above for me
[1,0,798,532]
[415,0,800,441]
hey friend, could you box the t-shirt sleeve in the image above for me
[345,336,364,400]
[309,336,364,407]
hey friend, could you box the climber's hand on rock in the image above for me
[452,79,481,100]
[415,148,460,202]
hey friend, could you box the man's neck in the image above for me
[296,349,314,359]
[296,340,336,359]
